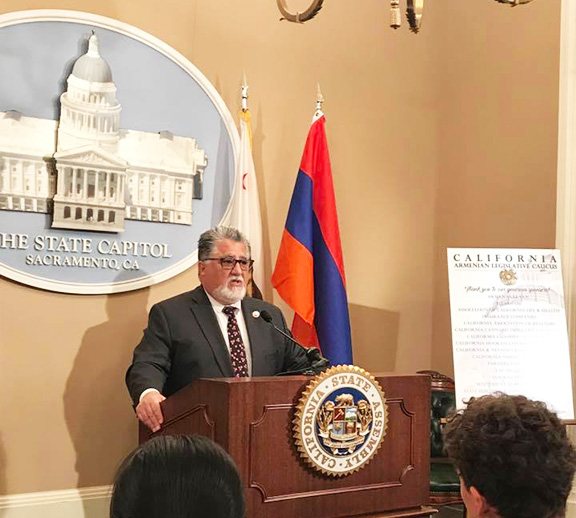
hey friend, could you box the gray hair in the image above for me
[198,226,251,260]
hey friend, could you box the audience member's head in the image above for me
[444,393,576,518]
[111,435,244,518]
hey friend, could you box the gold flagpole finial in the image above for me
[241,72,249,112]
[315,83,324,118]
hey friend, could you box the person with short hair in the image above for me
[126,226,310,432]
[111,434,244,518]
[444,393,576,518]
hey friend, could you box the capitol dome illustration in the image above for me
[71,33,113,83]
[0,32,207,233]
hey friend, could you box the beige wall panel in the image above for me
[430,0,561,376]
[0,0,560,497]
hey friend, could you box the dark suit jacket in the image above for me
[126,285,309,404]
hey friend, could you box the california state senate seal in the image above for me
[293,365,388,477]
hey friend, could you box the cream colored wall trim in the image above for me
[567,498,576,518]
[567,479,576,518]
[567,427,576,518]
[556,0,576,376]
[557,0,576,505]
[0,486,111,518]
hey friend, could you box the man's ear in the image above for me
[198,261,205,279]
[468,486,492,517]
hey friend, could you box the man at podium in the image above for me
[126,226,310,432]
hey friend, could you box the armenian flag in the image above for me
[272,113,352,365]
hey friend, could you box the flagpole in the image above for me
[241,72,248,112]
[314,83,324,121]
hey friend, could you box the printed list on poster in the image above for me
[447,248,574,419]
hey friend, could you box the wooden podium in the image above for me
[140,373,433,518]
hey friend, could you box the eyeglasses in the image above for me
[203,256,254,271]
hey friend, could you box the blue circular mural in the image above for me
[0,11,238,293]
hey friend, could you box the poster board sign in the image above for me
[447,248,574,419]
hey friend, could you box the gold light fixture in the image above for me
[277,0,534,31]
[276,0,324,23]
[495,0,534,4]
[406,0,424,33]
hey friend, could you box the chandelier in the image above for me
[277,0,535,33]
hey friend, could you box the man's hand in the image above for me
[136,391,166,432]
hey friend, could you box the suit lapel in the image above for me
[189,286,234,377]
[242,298,269,376]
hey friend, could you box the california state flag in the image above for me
[222,109,264,295]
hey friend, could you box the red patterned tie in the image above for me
[222,306,249,377]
